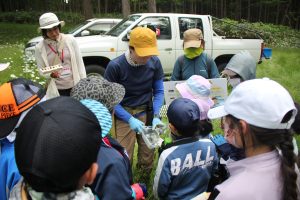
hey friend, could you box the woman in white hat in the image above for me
[35,12,86,97]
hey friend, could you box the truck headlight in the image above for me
[25,42,38,49]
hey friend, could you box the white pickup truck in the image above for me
[69,13,264,75]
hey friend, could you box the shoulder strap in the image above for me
[178,55,185,80]
[204,53,212,79]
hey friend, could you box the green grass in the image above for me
[0,22,300,199]
[256,48,300,103]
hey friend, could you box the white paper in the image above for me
[0,63,10,71]
[163,78,228,107]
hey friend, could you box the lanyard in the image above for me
[48,44,64,63]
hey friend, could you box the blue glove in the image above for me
[210,134,227,146]
[128,117,144,133]
[152,117,164,130]
[210,134,232,160]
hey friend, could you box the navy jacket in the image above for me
[91,136,133,200]
[153,137,218,200]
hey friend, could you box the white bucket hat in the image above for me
[39,12,65,30]
[208,78,297,129]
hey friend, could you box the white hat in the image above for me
[39,13,65,30]
[208,78,297,129]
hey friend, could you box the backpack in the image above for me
[178,53,212,79]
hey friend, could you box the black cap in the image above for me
[167,98,200,134]
[15,96,101,193]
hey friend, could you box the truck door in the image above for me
[133,16,175,75]
[176,16,212,57]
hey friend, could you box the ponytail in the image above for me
[277,130,298,200]
[246,126,299,200]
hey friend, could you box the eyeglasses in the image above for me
[46,26,59,33]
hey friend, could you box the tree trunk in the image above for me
[224,0,227,17]
[220,0,223,18]
[104,0,108,14]
[200,0,204,14]
[247,0,251,21]
[82,0,93,20]
[216,0,218,17]
[236,0,241,20]
[122,0,130,17]
[281,2,291,26]
[189,0,194,14]
[97,0,101,14]
[148,0,156,12]
[258,0,262,21]
[210,0,213,15]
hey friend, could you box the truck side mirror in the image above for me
[81,30,90,36]
[122,31,130,41]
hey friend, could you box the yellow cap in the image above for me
[183,28,203,49]
[129,27,159,57]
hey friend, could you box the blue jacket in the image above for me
[105,54,164,122]
[91,136,134,200]
[153,137,218,200]
[171,53,220,80]
[0,139,21,200]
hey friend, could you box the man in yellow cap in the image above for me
[104,27,164,182]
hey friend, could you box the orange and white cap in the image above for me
[0,78,46,139]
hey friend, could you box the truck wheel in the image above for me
[85,64,105,77]
[217,63,228,72]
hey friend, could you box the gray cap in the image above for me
[223,51,256,81]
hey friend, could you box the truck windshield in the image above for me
[68,21,90,34]
[106,15,141,36]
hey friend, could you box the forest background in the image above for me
[0,0,299,29]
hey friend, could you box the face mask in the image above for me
[184,47,203,59]
[230,134,239,147]
[228,78,241,88]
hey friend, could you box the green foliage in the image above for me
[213,18,300,48]
[56,12,85,24]
[0,11,40,24]
[0,11,122,25]
[93,13,123,19]
[0,11,84,25]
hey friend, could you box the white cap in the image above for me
[39,12,65,30]
[208,78,297,129]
